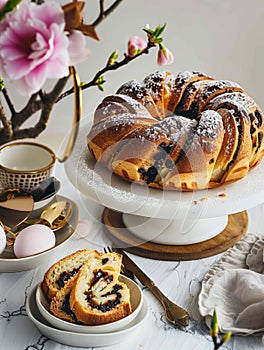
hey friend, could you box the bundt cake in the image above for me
[87,70,264,190]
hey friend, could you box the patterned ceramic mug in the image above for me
[0,66,82,192]
[0,142,56,192]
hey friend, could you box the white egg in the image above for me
[0,225,6,255]
[14,224,55,258]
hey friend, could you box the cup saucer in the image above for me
[0,195,78,272]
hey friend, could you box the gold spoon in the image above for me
[5,201,72,246]
[25,201,72,230]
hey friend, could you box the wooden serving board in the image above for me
[102,208,248,261]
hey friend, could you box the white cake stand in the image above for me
[64,121,264,249]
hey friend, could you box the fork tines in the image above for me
[103,246,136,282]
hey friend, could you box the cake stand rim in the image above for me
[64,120,264,220]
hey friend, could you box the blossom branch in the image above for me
[57,40,156,101]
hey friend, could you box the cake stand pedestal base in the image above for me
[102,208,248,261]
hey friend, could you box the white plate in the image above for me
[36,275,143,333]
[0,195,78,272]
[27,284,149,348]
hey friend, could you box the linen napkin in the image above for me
[198,233,264,335]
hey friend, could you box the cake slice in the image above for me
[42,249,100,301]
[49,277,79,323]
[69,252,132,325]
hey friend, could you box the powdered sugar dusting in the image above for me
[198,80,244,105]
[208,92,257,112]
[116,80,147,100]
[90,113,152,136]
[159,115,197,142]
[115,94,145,111]
[175,70,211,85]
[143,71,167,97]
[196,110,223,139]
[66,67,264,194]
[130,125,167,143]
[165,72,175,87]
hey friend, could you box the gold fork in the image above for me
[105,246,190,327]
[103,247,136,282]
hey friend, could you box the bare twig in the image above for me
[12,75,69,135]
[92,0,124,27]
[1,88,16,115]
[0,102,12,138]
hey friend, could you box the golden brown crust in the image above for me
[87,112,157,164]
[86,70,264,191]
[164,110,225,190]
[171,71,214,113]
[116,80,160,119]
[206,92,253,184]
[209,108,239,183]
[42,249,100,301]
[49,277,77,323]
[142,71,173,119]
[69,253,132,325]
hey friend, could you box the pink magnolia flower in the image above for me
[157,45,174,66]
[0,0,7,11]
[127,36,147,57]
[0,1,87,95]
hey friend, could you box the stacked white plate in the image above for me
[26,276,148,348]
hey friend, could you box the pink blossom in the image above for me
[127,36,147,57]
[157,46,174,66]
[0,0,7,12]
[68,30,90,65]
[0,1,87,95]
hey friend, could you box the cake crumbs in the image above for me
[218,192,227,198]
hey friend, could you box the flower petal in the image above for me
[68,30,90,64]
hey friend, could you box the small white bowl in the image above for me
[36,275,143,334]
[27,284,148,348]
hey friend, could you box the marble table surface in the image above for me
[0,161,264,350]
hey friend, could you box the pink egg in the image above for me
[14,224,55,258]
[0,225,6,255]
